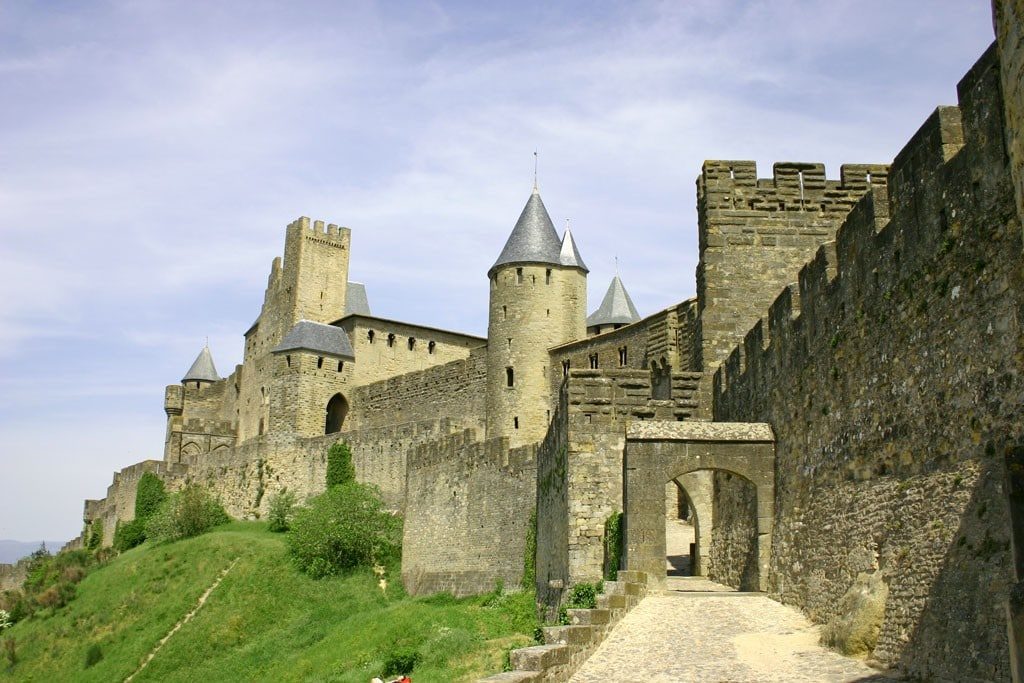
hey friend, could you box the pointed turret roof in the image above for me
[345,281,371,316]
[586,275,641,328]
[271,320,355,360]
[489,188,563,275]
[559,228,588,272]
[182,345,220,383]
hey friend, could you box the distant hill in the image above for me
[0,540,66,564]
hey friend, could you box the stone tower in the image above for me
[486,187,588,448]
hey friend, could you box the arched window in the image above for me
[325,393,349,434]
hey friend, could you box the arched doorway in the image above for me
[623,421,775,591]
[325,393,348,434]
[665,471,713,577]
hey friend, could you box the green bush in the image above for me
[603,511,623,581]
[559,581,602,624]
[382,648,420,676]
[267,489,297,533]
[325,442,355,489]
[146,485,230,543]
[87,520,104,551]
[287,483,401,578]
[135,472,167,521]
[113,519,147,552]
[84,643,103,668]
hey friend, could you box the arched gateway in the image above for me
[623,421,775,591]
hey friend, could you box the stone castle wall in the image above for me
[712,46,1021,680]
[401,430,537,597]
[269,350,353,437]
[349,346,487,431]
[695,158,888,414]
[82,460,190,547]
[487,263,587,448]
[338,316,484,388]
[535,369,702,612]
[994,0,1024,239]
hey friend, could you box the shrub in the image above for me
[146,485,230,543]
[87,520,104,551]
[0,609,11,631]
[113,518,147,552]
[287,482,401,577]
[603,511,623,581]
[84,643,103,668]
[135,472,167,521]
[267,489,297,533]
[382,648,420,676]
[559,581,602,624]
[325,442,355,489]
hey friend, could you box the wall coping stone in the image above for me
[627,421,774,442]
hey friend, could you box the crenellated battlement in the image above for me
[699,160,890,215]
[286,215,350,241]
[714,44,1010,407]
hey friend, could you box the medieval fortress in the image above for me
[68,5,1024,680]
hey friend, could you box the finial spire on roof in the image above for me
[533,149,539,191]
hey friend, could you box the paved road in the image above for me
[570,575,889,683]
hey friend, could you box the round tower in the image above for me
[486,187,588,448]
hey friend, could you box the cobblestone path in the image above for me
[570,577,890,683]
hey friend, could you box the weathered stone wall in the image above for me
[713,46,1021,679]
[535,381,570,613]
[487,263,587,448]
[83,460,190,547]
[349,347,487,431]
[994,0,1024,237]
[338,315,484,388]
[709,471,758,590]
[547,299,699,400]
[535,369,702,611]
[269,350,353,437]
[695,158,888,414]
[163,380,237,464]
[0,559,29,592]
[236,218,352,443]
[402,431,537,597]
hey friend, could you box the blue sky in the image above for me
[0,1,996,542]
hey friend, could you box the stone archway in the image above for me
[623,421,775,591]
[325,393,349,434]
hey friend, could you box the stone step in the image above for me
[476,671,542,683]
[568,607,610,625]
[604,580,644,596]
[543,624,595,646]
[616,570,649,584]
[510,643,569,671]
[598,592,627,609]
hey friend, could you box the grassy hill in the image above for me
[0,522,535,682]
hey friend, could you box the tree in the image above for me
[326,442,355,488]
[287,483,401,577]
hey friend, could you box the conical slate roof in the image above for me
[345,281,371,316]
[586,276,641,328]
[182,346,220,383]
[272,320,355,360]
[559,228,588,272]
[489,188,563,275]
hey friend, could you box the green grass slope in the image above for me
[0,522,535,682]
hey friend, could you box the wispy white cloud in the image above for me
[0,0,995,539]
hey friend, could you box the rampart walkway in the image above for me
[569,576,889,682]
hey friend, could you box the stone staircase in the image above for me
[477,570,650,683]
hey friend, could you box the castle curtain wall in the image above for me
[713,47,1022,679]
